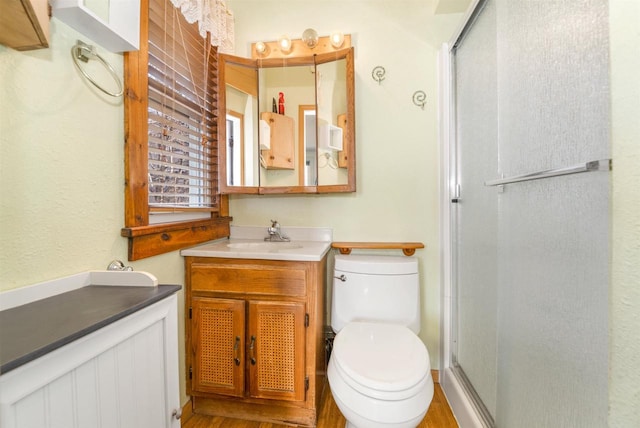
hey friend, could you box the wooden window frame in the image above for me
[121,0,230,261]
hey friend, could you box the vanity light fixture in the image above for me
[330,31,345,48]
[302,28,319,49]
[278,35,292,53]
[250,33,350,60]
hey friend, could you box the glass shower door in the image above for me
[450,0,499,423]
[450,0,610,426]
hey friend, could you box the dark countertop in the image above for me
[0,284,181,374]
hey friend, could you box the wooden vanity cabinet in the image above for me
[185,256,327,426]
[0,0,49,50]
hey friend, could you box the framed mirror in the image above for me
[218,46,355,194]
[220,56,260,193]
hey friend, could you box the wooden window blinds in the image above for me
[147,0,219,210]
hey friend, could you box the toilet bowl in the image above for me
[328,322,434,428]
[328,255,434,428]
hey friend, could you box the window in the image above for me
[122,0,230,260]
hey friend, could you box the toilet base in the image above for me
[332,386,430,428]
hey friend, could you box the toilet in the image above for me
[327,255,434,428]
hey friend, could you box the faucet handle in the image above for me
[270,219,279,228]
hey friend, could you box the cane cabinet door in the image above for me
[191,297,245,397]
[248,300,306,401]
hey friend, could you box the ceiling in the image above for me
[433,0,472,14]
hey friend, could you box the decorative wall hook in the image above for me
[371,66,386,85]
[412,90,427,109]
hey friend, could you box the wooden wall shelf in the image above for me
[331,242,425,257]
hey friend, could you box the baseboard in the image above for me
[180,399,193,425]
[192,396,315,426]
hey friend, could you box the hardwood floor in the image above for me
[182,383,458,428]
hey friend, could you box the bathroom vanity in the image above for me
[0,271,181,428]
[181,227,331,426]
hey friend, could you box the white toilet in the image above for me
[327,255,434,428]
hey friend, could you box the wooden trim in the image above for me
[121,217,231,260]
[192,396,315,426]
[123,0,150,228]
[316,47,356,193]
[180,399,194,424]
[122,0,228,260]
[331,242,425,256]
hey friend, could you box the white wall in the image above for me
[226,0,465,370]
[609,0,640,425]
[0,19,188,403]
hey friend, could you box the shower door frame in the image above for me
[438,1,492,426]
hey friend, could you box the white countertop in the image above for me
[180,225,333,262]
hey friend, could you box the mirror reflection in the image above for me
[220,47,354,194]
[224,62,259,187]
[316,57,348,187]
[259,64,315,188]
[300,106,317,186]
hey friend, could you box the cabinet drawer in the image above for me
[191,263,306,296]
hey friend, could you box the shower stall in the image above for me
[439,1,610,426]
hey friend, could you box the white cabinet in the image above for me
[51,0,140,52]
[0,273,181,428]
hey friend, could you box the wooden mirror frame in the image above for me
[218,47,355,195]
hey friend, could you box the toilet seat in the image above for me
[332,321,430,400]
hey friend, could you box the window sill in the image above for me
[121,216,232,261]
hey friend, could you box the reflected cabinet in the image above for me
[219,48,355,194]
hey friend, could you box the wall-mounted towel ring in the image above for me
[71,40,123,97]
[412,90,426,109]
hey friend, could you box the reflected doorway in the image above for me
[298,105,317,186]
[226,111,244,186]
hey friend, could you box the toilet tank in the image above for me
[331,255,421,334]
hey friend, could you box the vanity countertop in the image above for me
[180,225,333,262]
[0,284,181,374]
[180,239,331,262]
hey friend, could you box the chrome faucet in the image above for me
[265,220,290,242]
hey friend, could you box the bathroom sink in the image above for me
[226,242,303,250]
[180,226,333,262]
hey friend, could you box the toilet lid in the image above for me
[332,321,430,393]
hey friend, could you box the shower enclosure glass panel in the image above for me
[450,0,610,426]
[451,0,498,421]
[494,1,609,426]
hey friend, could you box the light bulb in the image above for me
[278,35,292,53]
[255,41,266,55]
[330,31,344,49]
[302,28,319,49]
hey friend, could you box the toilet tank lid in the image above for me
[334,255,418,275]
